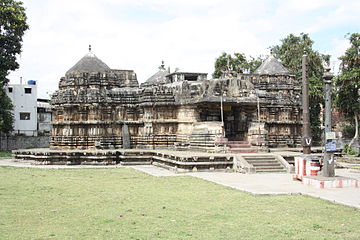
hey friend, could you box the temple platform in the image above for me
[13,148,234,173]
[12,148,296,173]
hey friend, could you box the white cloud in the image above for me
[326,37,350,74]
[8,0,359,98]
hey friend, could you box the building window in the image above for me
[20,112,31,120]
[8,87,13,93]
[184,75,198,81]
[25,88,32,94]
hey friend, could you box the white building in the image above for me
[6,81,38,136]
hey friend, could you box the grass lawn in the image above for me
[0,151,12,159]
[0,167,359,240]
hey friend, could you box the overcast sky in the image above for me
[8,0,360,98]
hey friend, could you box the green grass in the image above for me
[0,167,359,240]
[0,151,12,159]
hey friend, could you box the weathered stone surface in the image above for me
[50,52,302,151]
[254,55,290,75]
[66,52,110,76]
[122,124,130,149]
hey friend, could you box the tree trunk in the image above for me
[348,114,359,148]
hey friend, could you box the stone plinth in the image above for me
[303,175,359,189]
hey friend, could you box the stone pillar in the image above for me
[323,67,335,177]
[122,124,131,149]
[302,54,312,154]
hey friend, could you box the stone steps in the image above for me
[242,155,286,173]
[228,143,252,148]
[250,162,282,166]
[228,141,249,144]
[231,148,259,153]
[228,141,259,153]
[255,168,287,173]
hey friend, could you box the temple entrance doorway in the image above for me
[223,105,249,141]
[199,104,255,141]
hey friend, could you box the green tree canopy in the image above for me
[271,33,330,141]
[213,52,263,78]
[0,0,28,85]
[0,88,14,134]
[0,0,29,134]
[335,33,360,147]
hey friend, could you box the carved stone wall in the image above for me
[51,54,302,150]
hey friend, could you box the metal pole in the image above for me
[220,95,224,138]
[323,67,335,177]
[302,54,311,154]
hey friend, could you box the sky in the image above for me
[8,0,360,98]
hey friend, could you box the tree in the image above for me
[271,33,330,142]
[0,89,14,134]
[335,33,360,149]
[0,0,29,134]
[213,52,263,78]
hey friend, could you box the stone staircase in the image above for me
[228,141,259,153]
[242,155,286,172]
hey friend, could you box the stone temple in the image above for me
[50,48,302,152]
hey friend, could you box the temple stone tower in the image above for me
[252,54,302,147]
[51,48,139,149]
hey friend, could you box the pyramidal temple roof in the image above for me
[66,46,111,75]
[143,61,168,86]
[253,55,290,75]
